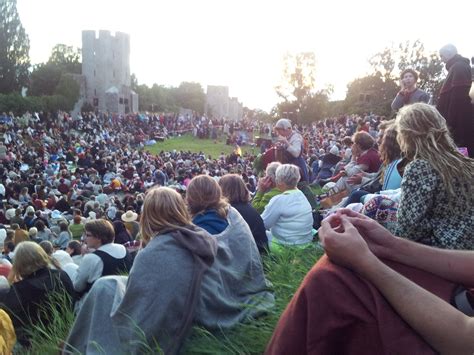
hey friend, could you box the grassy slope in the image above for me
[23,247,323,354]
[146,134,257,159]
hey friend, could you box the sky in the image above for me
[17,0,473,112]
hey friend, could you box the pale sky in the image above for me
[17,0,473,111]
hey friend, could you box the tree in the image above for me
[274,52,331,123]
[275,52,316,122]
[30,44,81,96]
[396,40,444,102]
[130,73,139,91]
[0,0,30,93]
[369,40,445,101]
[344,74,398,116]
[48,44,81,74]
[175,82,206,114]
[54,74,80,111]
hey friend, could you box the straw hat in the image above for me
[121,210,138,223]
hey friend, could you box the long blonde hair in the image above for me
[140,187,192,243]
[9,241,52,283]
[395,103,474,196]
[186,175,228,219]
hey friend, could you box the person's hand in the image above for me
[347,173,363,185]
[319,214,376,272]
[277,136,289,147]
[258,176,272,192]
[336,208,397,259]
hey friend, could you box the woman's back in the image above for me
[396,159,474,249]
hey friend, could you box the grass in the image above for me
[21,247,323,354]
[146,134,258,159]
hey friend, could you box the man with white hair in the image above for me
[437,44,474,157]
[274,119,309,182]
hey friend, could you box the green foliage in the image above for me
[54,74,80,111]
[135,83,179,112]
[274,52,331,124]
[0,0,30,94]
[30,44,81,97]
[175,82,206,114]
[0,93,74,115]
[135,81,206,114]
[344,74,398,116]
[48,44,81,74]
[368,40,445,101]
[29,64,63,96]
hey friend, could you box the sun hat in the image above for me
[121,210,138,223]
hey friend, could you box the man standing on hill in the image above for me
[437,44,474,157]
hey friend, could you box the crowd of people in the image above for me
[0,43,473,353]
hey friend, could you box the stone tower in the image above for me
[81,30,138,114]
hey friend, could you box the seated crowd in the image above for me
[0,101,472,353]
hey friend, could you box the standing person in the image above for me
[274,119,309,182]
[437,44,474,157]
[391,69,430,111]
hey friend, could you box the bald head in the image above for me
[439,44,457,63]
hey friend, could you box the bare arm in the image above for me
[320,215,474,355]
[339,208,474,286]
[358,256,474,355]
[388,237,474,287]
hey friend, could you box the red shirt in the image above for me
[357,148,381,173]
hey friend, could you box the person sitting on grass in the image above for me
[252,162,282,214]
[218,174,268,254]
[266,209,474,354]
[72,219,131,301]
[261,164,313,251]
[66,187,273,354]
[0,241,74,347]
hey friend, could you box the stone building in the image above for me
[80,30,138,114]
[205,85,242,120]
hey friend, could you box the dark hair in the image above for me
[353,131,375,150]
[218,174,250,204]
[59,222,68,232]
[84,219,115,244]
[67,240,82,256]
[400,68,418,82]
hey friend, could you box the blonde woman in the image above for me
[0,241,74,346]
[66,186,273,354]
[394,103,474,249]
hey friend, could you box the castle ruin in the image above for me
[81,30,138,114]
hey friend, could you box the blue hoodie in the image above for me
[193,210,229,235]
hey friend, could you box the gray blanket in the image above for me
[65,207,274,354]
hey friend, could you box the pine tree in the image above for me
[0,0,30,93]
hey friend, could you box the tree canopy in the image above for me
[0,0,30,94]
[274,52,331,123]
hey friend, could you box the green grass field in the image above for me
[146,134,258,159]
